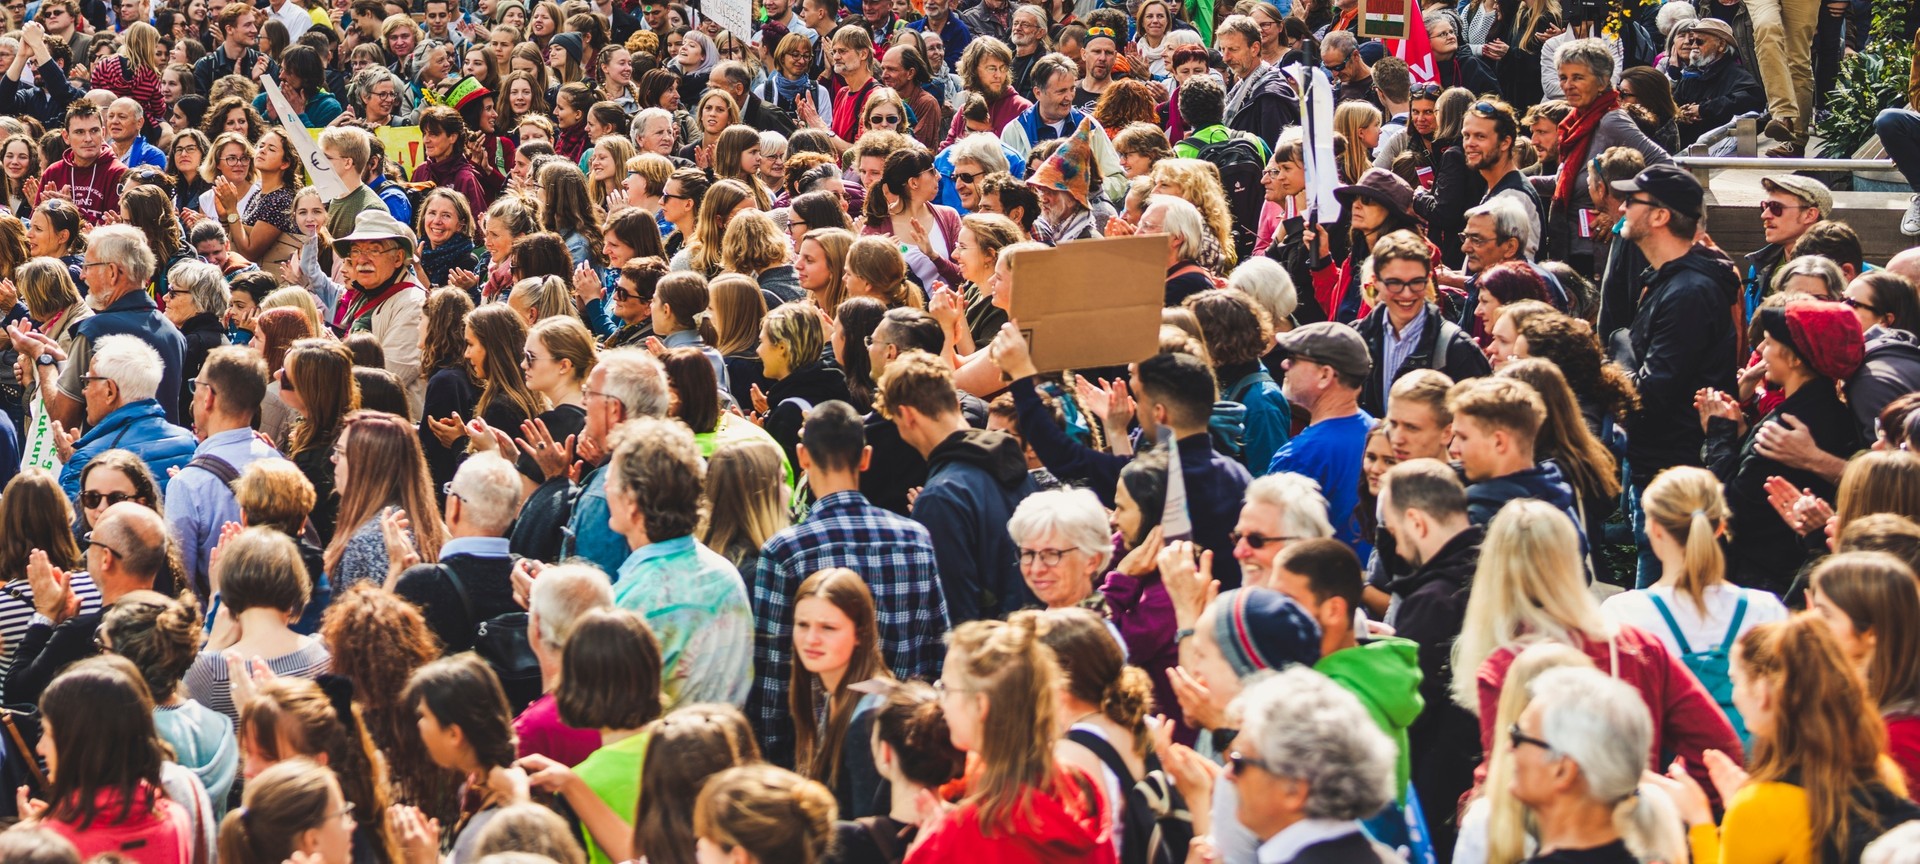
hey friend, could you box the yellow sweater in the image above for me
[1688,782,1813,864]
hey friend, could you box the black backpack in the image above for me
[436,562,543,715]
[1191,133,1267,262]
[1066,728,1191,864]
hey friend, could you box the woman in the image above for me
[758,300,853,468]
[863,149,964,288]
[675,177,754,277]
[682,89,739,166]
[1617,66,1681,154]
[1845,271,1920,337]
[217,759,356,864]
[829,681,966,863]
[1546,39,1669,275]
[1,133,39,216]
[1148,158,1236,271]
[1035,606,1154,861]
[186,528,330,722]
[201,97,265,144]
[795,227,856,317]
[829,298,886,415]
[238,677,399,862]
[1427,10,1498,96]
[73,451,164,538]
[1006,489,1114,612]
[587,136,638,217]
[843,238,925,311]
[463,45,501,94]
[537,160,603,269]
[1511,311,1638,438]
[456,196,539,303]
[720,211,798,305]
[221,127,301,267]
[16,257,89,398]
[101,591,238,814]
[30,656,194,863]
[171,95,209,136]
[1335,101,1384,184]
[786,569,892,819]
[514,609,663,864]
[632,704,762,864]
[262,45,345,127]
[1497,359,1619,574]
[933,214,1021,358]
[345,66,406,129]
[0,471,99,673]
[1660,615,1916,863]
[597,45,639,109]
[759,34,832,126]
[601,258,663,350]
[28,199,89,296]
[229,458,330,636]
[1474,260,1551,336]
[1112,124,1172,182]
[401,654,531,862]
[416,189,479,290]
[497,70,551,123]
[200,131,259,228]
[911,614,1112,862]
[1132,0,1175,76]
[695,765,839,864]
[859,88,911,141]
[324,410,447,589]
[1322,168,1426,324]
[489,316,592,494]
[91,23,167,136]
[1806,552,1920,792]
[658,169,711,260]
[672,34,720,110]
[454,303,543,463]
[279,339,357,540]
[711,125,772,210]
[699,438,791,573]
[167,129,210,216]
[509,272,579,323]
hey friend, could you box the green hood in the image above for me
[1316,636,1425,800]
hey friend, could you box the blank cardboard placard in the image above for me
[1008,234,1168,372]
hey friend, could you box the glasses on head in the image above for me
[1410,83,1442,99]
[1230,530,1302,549]
[1760,199,1811,217]
[1508,723,1555,752]
[80,490,136,509]
[1017,547,1075,567]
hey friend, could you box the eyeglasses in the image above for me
[1377,277,1428,295]
[524,349,546,366]
[220,154,252,165]
[82,531,122,557]
[952,169,983,184]
[1760,199,1813,217]
[1508,723,1555,752]
[1845,295,1882,314]
[660,192,689,202]
[332,801,356,822]
[80,490,137,509]
[1459,232,1494,246]
[1230,530,1303,549]
[1017,547,1077,567]
[1225,751,1265,778]
[611,287,650,303]
[186,378,214,396]
[80,260,113,271]
[1622,196,1663,211]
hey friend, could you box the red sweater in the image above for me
[1887,713,1920,800]
[906,765,1117,864]
[1477,625,1743,797]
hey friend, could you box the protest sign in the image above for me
[1286,65,1344,224]
[1360,0,1410,38]
[375,127,428,177]
[1007,235,1167,373]
[1383,0,1438,84]
[705,0,753,40]
[260,75,350,200]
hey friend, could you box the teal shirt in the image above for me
[613,536,754,710]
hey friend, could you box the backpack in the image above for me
[1648,591,1751,744]
[1065,728,1190,864]
[1190,133,1266,261]
[437,562,543,715]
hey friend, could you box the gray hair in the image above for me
[1465,195,1538,258]
[88,225,157,288]
[1527,666,1688,862]
[1234,666,1397,820]
[1771,254,1846,299]
[1147,194,1207,263]
[529,563,614,651]
[1654,0,1697,36]
[1164,29,1205,48]
[1006,488,1115,572]
[1228,257,1298,324]
[167,260,229,320]
[595,347,671,419]
[631,106,674,143]
[1555,37,1615,83]
[347,65,405,113]
[759,130,788,158]
[91,334,165,402]
[1244,472,1335,540]
[111,96,143,120]
[1012,4,1048,29]
[1323,29,1359,57]
[449,452,528,535]
[948,132,1011,175]
[1423,8,1461,37]
[1214,14,1260,47]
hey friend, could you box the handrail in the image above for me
[1673,156,1896,172]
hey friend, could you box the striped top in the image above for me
[0,572,103,671]
[182,640,332,723]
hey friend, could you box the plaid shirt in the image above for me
[750,490,949,767]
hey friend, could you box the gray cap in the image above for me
[1274,321,1371,380]
[1761,174,1833,216]
[1683,17,1735,43]
[331,207,418,258]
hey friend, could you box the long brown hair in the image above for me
[39,656,166,830]
[421,287,476,373]
[467,303,544,422]
[0,469,82,583]
[632,704,761,864]
[1810,552,1920,715]
[323,411,447,574]
[687,179,755,277]
[791,569,891,793]
[947,612,1063,836]
[1835,449,1920,528]
[285,339,361,458]
[1035,607,1155,758]
[1739,615,1908,852]
[1639,466,1729,615]
[1497,358,1619,503]
[799,228,854,313]
[536,159,604,267]
[241,676,400,863]
[319,585,458,827]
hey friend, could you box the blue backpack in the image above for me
[1648,591,1751,744]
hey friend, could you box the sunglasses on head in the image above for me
[1410,83,1442,99]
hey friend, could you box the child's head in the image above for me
[292,186,327,236]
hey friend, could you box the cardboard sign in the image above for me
[260,75,351,200]
[1359,0,1411,39]
[1007,234,1168,373]
[1286,64,1343,225]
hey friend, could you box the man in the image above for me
[104,97,163,169]
[1215,14,1298,146]
[192,3,277,92]
[751,401,948,765]
[1355,232,1488,418]
[909,0,970,69]
[331,209,425,413]
[1384,370,1454,462]
[1268,322,1375,548]
[166,344,277,597]
[797,0,839,77]
[757,0,814,48]
[35,0,89,66]
[519,564,613,766]
[943,37,1028,146]
[603,417,753,709]
[14,225,184,432]
[879,46,941,149]
[1226,472,1334,590]
[1000,54,1123,199]
[1745,173,1830,317]
[1748,0,1815,155]
[269,0,311,41]
[1457,196,1569,314]
[632,107,678,158]
[1446,375,1581,533]
[419,0,463,47]
[1170,76,1267,161]
[1875,37,1920,236]
[111,0,143,31]
[392,452,527,654]
[1371,56,1412,156]
[40,102,127,227]
[348,0,385,40]
[959,0,1010,44]
[1071,13,1121,112]
[1322,30,1378,108]
[55,334,195,499]
[1006,4,1045,98]
[1519,100,1570,178]
[1377,459,1483,856]
[884,350,1036,622]
[1590,146,1648,340]
[564,348,672,575]
[712,60,793,136]
[1462,98,1541,244]
[822,28,881,149]
[859,308,973,514]
[364,137,413,226]
[0,22,82,128]
[7,501,169,704]
[1612,163,1739,586]
[857,0,901,47]
[318,126,387,242]
[1672,19,1763,149]
[935,131,1020,213]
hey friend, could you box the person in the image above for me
[1267,322,1375,548]
[316,126,392,257]
[513,608,664,864]
[275,339,356,542]
[1182,289,1292,474]
[217,758,356,864]
[331,208,426,414]
[514,564,612,771]
[1215,14,1299,147]
[1355,230,1490,418]
[101,589,237,818]
[781,569,890,820]
[29,655,195,863]
[757,300,853,468]
[192,3,278,91]
[908,613,1114,862]
[399,654,530,862]
[1805,552,1920,792]
[56,335,197,501]
[561,348,672,574]
[41,103,131,227]
[829,680,966,864]
[1545,39,1672,276]
[185,527,329,722]
[602,416,753,708]
[323,410,447,589]
[0,474,93,661]
[0,22,84,130]
[1670,18,1763,148]
[388,452,525,653]
[1446,376,1582,544]
[693,765,839,864]
[168,345,277,596]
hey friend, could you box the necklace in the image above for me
[1067,709,1102,728]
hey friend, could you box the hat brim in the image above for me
[1334,184,1423,226]
[332,232,416,258]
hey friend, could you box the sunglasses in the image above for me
[275,366,295,391]
[868,114,903,125]
[1844,295,1881,314]
[81,490,137,509]
[1760,199,1812,217]
[1229,530,1303,549]
[952,169,983,184]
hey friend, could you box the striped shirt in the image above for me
[183,640,332,723]
[0,572,103,671]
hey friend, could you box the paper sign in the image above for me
[1286,64,1343,225]
[261,75,351,201]
[1360,0,1410,39]
[705,0,752,41]
[1158,424,1193,542]
[1007,234,1168,373]
[375,126,427,177]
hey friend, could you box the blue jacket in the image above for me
[75,289,186,424]
[1465,459,1583,540]
[1219,363,1291,477]
[369,174,413,226]
[934,139,1026,214]
[122,136,167,170]
[59,399,196,499]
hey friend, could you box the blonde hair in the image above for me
[708,274,767,358]
[761,301,825,371]
[798,228,854,312]
[1481,643,1596,864]
[719,210,789,275]
[1640,466,1729,616]
[1334,100,1382,184]
[1148,157,1236,267]
[262,286,326,340]
[1451,498,1612,709]
[697,438,789,565]
[844,236,923,309]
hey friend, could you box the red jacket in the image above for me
[906,765,1117,864]
[1887,713,1920,800]
[1477,625,1743,798]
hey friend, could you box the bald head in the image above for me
[1888,248,1920,286]
[95,501,169,584]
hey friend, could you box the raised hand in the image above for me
[386,805,442,864]
[50,420,79,463]
[987,320,1038,380]
[571,262,604,306]
[1695,388,1742,435]
[515,418,572,480]
[426,411,467,447]
[510,558,544,609]
[1114,526,1164,577]
[380,508,419,586]
[1157,540,1217,630]
[448,267,480,290]
[1168,665,1224,731]
[749,382,770,416]
[26,549,70,623]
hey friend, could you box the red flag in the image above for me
[1384,2,1437,85]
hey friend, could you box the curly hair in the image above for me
[319,585,458,826]
[1515,313,1639,422]
[1092,79,1162,133]
[102,590,202,702]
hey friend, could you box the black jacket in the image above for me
[740,92,797,137]
[861,412,928,517]
[1282,830,1403,864]
[392,551,521,655]
[1708,378,1862,596]
[5,611,100,705]
[1620,243,1741,484]
[913,429,1038,623]
[1355,303,1490,418]
[1595,230,1649,340]
[0,59,84,129]
[1673,56,1765,147]
[1465,460,1582,536]
[765,363,853,469]
[193,46,279,94]
[1849,327,1920,440]
[180,312,229,408]
[1436,53,1498,96]
[1225,64,1302,149]
[1389,524,1483,853]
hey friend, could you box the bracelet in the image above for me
[1175,627,1195,643]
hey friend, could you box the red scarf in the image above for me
[1553,90,1618,206]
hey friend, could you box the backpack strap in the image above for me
[1224,369,1274,404]
[1066,726,1135,787]
[436,562,477,632]
[1645,592,1695,655]
[1719,591,1750,651]
[186,453,240,486]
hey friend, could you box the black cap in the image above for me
[1610,164,1705,221]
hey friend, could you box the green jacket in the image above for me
[1316,636,1425,800]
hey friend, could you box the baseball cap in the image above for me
[1610,164,1705,221]
[1274,321,1371,380]
[1761,174,1833,216]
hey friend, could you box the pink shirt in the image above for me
[44,786,192,864]
[514,693,602,767]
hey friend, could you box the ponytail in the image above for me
[1613,782,1688,864]
[1104,665,1156,758]
[217,759,338,864]
[1678,506,1726,614]
[1640,466,1728,615]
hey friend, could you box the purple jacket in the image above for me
[1099,534,1192,745]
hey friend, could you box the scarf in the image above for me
[772,71,812,105]
[555,123,591,161]
[420,234,476,286]
[337,269,413,331]
[1553,90,1618,206]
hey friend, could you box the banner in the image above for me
[375,126,428,178]
[260,75,351,200]
[1383,1,1438,85]
[1157,425,1192,542]
[705,0,753,40]
[1286,64,1343,225]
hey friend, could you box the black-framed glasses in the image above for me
[1377,277,1428,295]
[1230,530,1302,549]
[952,169,983,184]
[1508,723,1554,752]
[868,113,903,125]
[1225,751,1263,778]
[80,490,136,509]
[1323,55,1348,72]
[82,530,122,557]
[611,287,650,303]
[1845,296,1882,314]
[660,192,690,202]
[1622,196,1662,211]
[1017,547,1075,567]
[1760,199,1812,217]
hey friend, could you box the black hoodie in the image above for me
[763,362,853,469]
[1388,524,1485,857]
[1621,243,1741,485]
[913,428,1039,623]
[1848,327,1920,440]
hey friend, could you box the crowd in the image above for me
[0,0,1911,862]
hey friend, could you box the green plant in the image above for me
[1814,4,1913,158]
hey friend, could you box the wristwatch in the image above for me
[224,212,240,224]
[35,353,54,366]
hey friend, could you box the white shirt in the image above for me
[1599,583,1788,657]
[272,0,313,41]
[1255,818,1368,863]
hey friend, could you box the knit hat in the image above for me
[1211,587,1322,678]
[760,20,791,47]
[1759,301,1864,381]
[550,31,586,65]
[1334,167,1423,227]
[443,76,492,111]
[1026,116,1098,208]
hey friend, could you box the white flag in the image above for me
[1285,64,1343,225]
[260,74,351,201]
